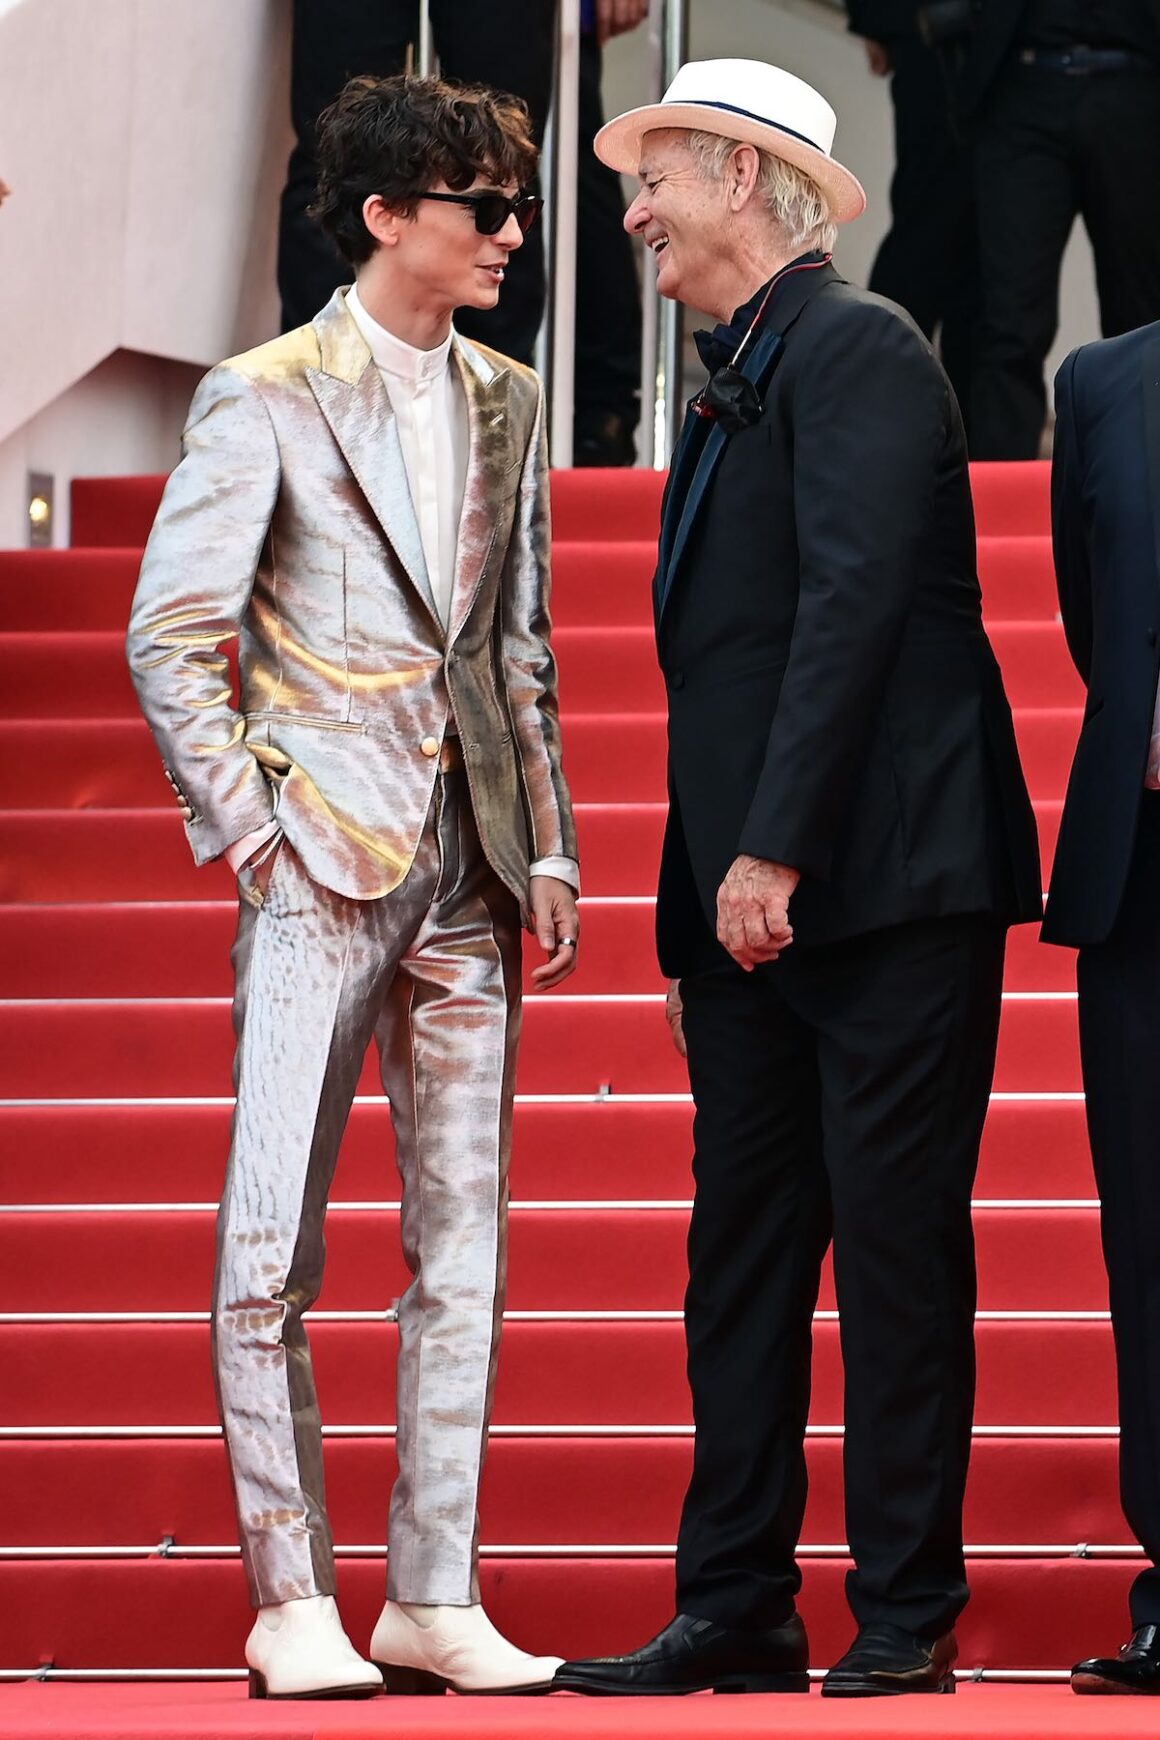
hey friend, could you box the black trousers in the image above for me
[675,914,1006,1637]
[971,63,1160,459]
[868,37,979,436]
[278,0,640,434]
[1077,791,1160,1629]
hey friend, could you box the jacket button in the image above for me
[669,670,685,690]
[420,736,440,758]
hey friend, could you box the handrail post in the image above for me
[548,0,582,467]
[658,0,689,465]
[417,2,436,76]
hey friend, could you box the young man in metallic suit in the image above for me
[128,75,579,1700]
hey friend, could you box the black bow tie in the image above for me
[693,324,740,374]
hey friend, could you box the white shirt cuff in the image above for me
[529,855,580,894]
[225,821,281,874]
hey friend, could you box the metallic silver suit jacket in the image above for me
[127,289,577,920]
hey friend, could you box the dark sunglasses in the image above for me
[414,189,543,236]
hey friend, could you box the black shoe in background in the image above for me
[821,1623,957,1697]
[1072,1625,1160,1693]
[573,410,637,468]
[551,1611,809,1695]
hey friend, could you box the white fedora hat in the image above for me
[595,58,866,225]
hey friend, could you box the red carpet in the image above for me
[3,1683,1160,1740]
[2,458,1137,1692]
[5,1683,1160,1740]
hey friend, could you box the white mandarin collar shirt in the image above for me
[224,291,579,894]
[346,284,466,634]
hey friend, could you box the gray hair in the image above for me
[685,129,837,254]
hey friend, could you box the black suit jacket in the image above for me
[654,262,1042,978]
[1041,325,1160,949]
[956,0,1160,119]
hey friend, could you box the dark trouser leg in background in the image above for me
[279,0,415,333]
[1078,793,1160,1629]
[675,957,832,1627]
[868,36,979,436]
[970,68,1078,459]
[573,30,642,463]
[434,0,555,365]
[1077,71,1160,344]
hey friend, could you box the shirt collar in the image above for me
[346,284,453,384]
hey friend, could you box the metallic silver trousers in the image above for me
[212,768,523,1608]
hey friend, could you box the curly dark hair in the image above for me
[309,73,539,268]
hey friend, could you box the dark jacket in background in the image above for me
[1042,323,1160,947]
[653,260,1041,979]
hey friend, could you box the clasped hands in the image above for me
[666,854,800,1057]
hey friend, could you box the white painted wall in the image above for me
[0,0,291,545]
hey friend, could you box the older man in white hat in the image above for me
[553,60,1040,1699]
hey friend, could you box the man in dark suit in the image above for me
[552,58,1041,1700]
[958,0,1160,458]
[845,0,979,434]
[1043,326,1160,1696]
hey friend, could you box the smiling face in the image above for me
[623,130,732,311]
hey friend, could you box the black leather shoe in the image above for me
[573,411,637,468]
[821,1624,957,1697]
[1072,1625,1160,1693]
[552,1612,809,1695]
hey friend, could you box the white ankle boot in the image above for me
[246,1594,383,1699]
[370,1600,563,1694]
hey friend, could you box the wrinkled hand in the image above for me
[665,979,686,1058]
[530,875,580,989]
[864,38,893,75]
[716,855,799,970]
[596,0,649,42]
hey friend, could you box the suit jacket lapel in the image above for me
[448,337,512,645]
[305,289,441,630]
[656,261,841,623]
[657,327,784,621]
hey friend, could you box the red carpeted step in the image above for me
[0,710,1080,809]
[69,471,672,553]
[0,622,1082,720]
[971,461,1051,537]
[0,805,669,902]
[0,541,1064,649]
[0,1685,1156,1740]
[69,462,1051,551]
[0,549,140,631]
[0,1554,1136,1672]
[0,716,669,807]
[0,1097,1093,1207]
[0,802,1065,904]
[550,469,668,543]
[0,995,1082,1098]
[0,1319,1117,1428]
[978,536,1058,620]
[0,1206,1106,1313]
[0,901,1069,998]
[0,1433,1129,1550]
